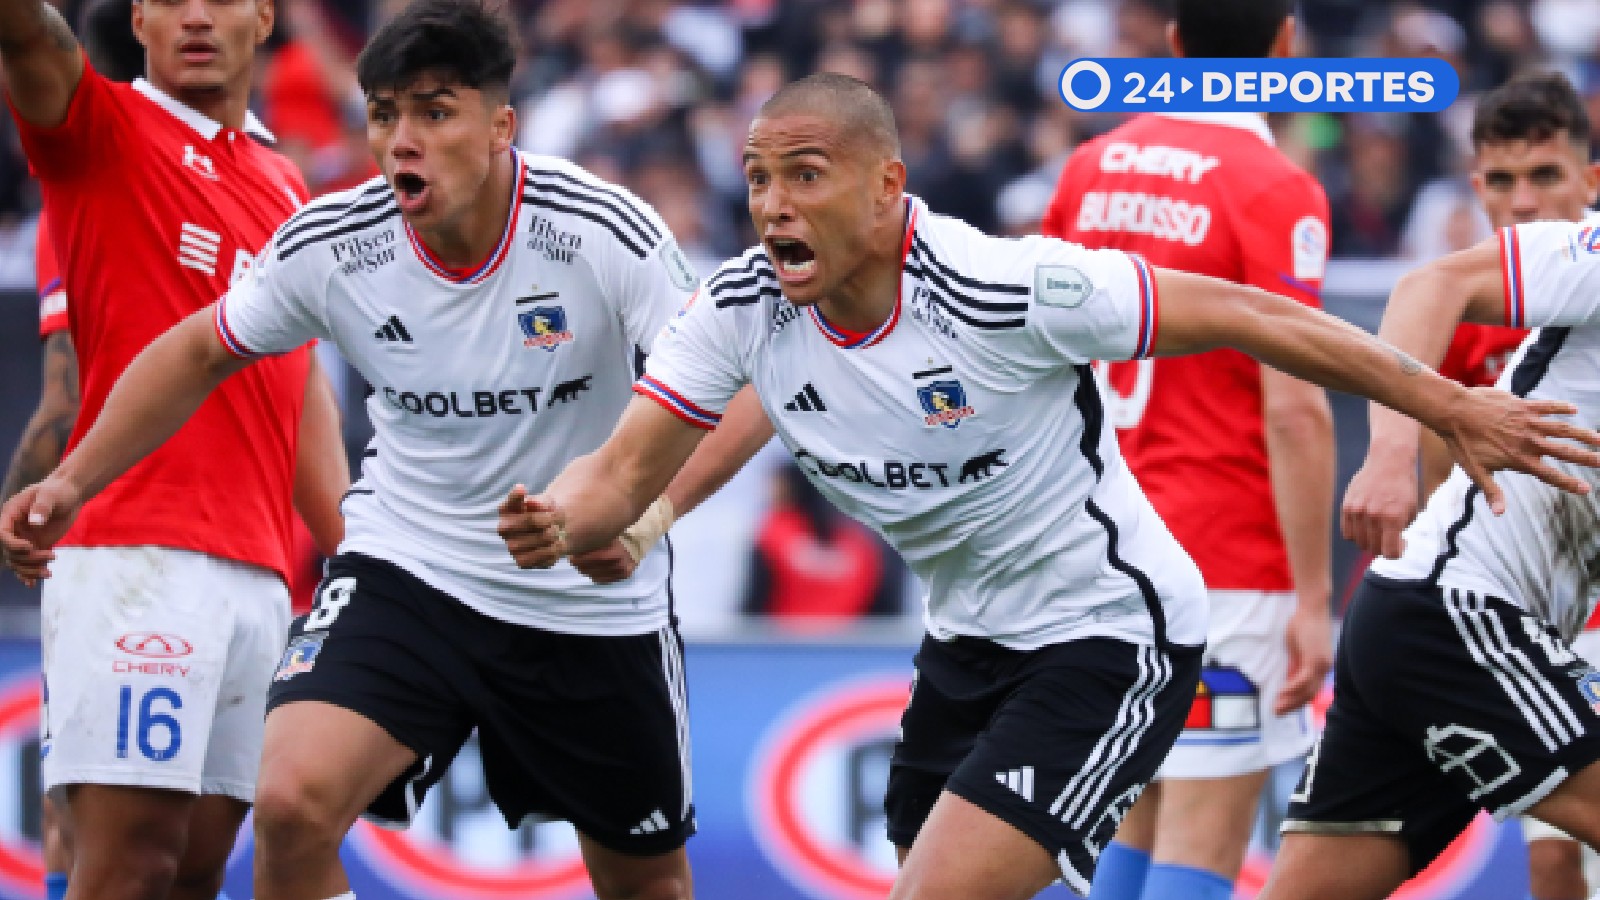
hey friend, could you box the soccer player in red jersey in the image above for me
[1041,2,1335,899]
[1352,71,1599,900]
[0,0,348,894]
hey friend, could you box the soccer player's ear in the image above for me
[881,159,906,209]
[1164,21,1183,58]
[1582,160,1599,208]
[490,102,515,154]
[254,0,275,46]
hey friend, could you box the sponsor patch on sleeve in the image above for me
[1291,215,1327,281]
[661,238,699,292]
[1034,264,1094,308]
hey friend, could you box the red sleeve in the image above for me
[8,60,121,183]
[1039,154,1083,239]
[34,212,67,339]
[1436,325,1478,385]
[1236,170,1330,309]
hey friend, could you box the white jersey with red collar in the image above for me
[1374,214,1600,641]
[217,150,697,633]
[639,196,1207,650]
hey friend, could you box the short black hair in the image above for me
[356,0,515,99]
[1174,0,1290,59]
[81,0,143,83]
[757,72,900,158]
[1472,71,1592,151]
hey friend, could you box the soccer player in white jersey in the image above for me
[1257,214,1600,900]
[0,1,770,899]
[494,73,1600,900]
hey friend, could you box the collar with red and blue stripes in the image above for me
[405,148,525,285]
[807,197,917,350]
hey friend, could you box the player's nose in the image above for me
[180,0,216,29]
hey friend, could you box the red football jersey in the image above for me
[1438,323,1528,388]
[11,65,312,583]
[35,211,66,338]
[1043,113,1331,591]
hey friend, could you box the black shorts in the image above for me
[266,553,694,855]
[1284,575,1600,874]
[885,634,1201,894]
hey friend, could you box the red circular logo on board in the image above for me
[115,633,193,658]
[0,677,45,899]
[750,674,912,900]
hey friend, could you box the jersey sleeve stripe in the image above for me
[633,376,721,429]
[523,194,648,260]
[213,297,260,359]
[707,252,773,290]
[38,276,61,299]
[1132,256,1157,359]
[275,183,392,246]
[1499,226,1524,328]
[523,174,660,250]
[910,233,1029,294]
[527,166,662,243]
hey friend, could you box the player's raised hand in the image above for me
[1437,389,1600,515]
[497,484,567,569]
[570,539,638,585]
[0,475,82,586]
[1341,448,1421,559]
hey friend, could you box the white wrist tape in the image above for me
[619,496,675,562]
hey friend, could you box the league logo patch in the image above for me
[1578,672,1600,714]
[519,306,574,351]
[918,379,975,429]
[1184,666,1260,731]
[274,634,324,682]
[1034,264,1094,308]
[1580,226,1600,255]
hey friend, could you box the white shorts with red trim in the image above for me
[40,546,291,800]
[1157,589,1316,780]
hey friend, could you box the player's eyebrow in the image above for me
[409,87,458,103]
[742,146,831,163]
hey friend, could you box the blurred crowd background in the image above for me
[1,0,1599,633]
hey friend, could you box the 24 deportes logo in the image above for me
[1060,58,1459,114]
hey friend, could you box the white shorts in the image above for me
[1520,629,1600,846]
[1157,589,1316,780]
[40,546,291,801]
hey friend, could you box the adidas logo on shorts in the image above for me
[629,809,672,835]
[996,766,1035,802]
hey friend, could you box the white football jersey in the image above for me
[641,196,1206,650]
[217,149,697,633]
[1374,214,1600,641]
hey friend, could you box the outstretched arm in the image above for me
[1340,238,1517,556]
[1152,263,1600,517]
[0,0,84,127]
[500,397,710,569]
[568,386,773,583]
[0,306,251,583]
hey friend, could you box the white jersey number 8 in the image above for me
[306,576,357,631]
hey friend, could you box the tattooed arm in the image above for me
[1,331,79,504]
[1149,264,1599,515]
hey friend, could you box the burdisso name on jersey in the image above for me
[640,195,1207,650]
[216,149,696,635]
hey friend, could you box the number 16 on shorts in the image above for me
[116,685,182,762]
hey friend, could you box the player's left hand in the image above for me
[570,540,637,585]
[1437,388,1600,515]
[497,483,567,569]
[1276,599,1333,716]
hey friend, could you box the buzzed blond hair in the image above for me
[758,72,901,159]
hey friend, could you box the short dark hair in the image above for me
[1174,0,1290,59]
[757,72,900,158]
[81,0,142,83]
[1471,71,1592,151]
[356,0,515,99]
